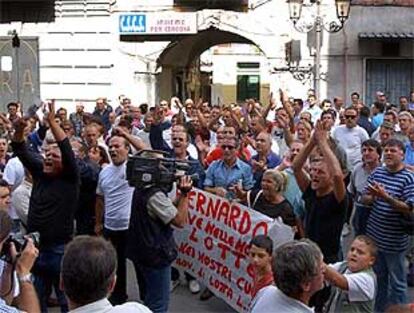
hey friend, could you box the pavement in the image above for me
[48,257,413,313]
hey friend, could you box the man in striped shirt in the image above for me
[361,138,414,312]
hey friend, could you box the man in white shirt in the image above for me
[332,107,369,172]
[251,239,325,313]
[95,135,145,305]
[61,236,151,313]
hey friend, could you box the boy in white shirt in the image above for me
[324,235,377,313]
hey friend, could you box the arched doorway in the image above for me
[156,27,269,104]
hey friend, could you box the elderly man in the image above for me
[11,101,80,312]
[361,138,414,312]
[251,131,281,190]
[204,136,254,199]
[61,236,151,313]
[251,239,325,313]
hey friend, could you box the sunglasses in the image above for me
[222,145,236,150]
[345,115,357,119]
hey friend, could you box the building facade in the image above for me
[0,0,413,111]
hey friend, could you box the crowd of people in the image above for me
[0,88,413,313]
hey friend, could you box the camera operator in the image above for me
[0,210,40,313]
[127,156,193,313]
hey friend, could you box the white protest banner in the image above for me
[174,188,294,313]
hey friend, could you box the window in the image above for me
[237,75,260,102]
[0,0,55,23]
[174,0,248,12]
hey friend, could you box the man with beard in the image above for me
[11,101,80,312]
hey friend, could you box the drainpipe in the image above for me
[342,27,348,103]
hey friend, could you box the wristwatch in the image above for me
[18,273,33,284]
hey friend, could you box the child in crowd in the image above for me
[324,235,377,313]
[248,235,274,299]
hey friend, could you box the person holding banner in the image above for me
[204,136,254,200]
[233,169,298,232]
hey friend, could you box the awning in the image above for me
[358,32,414,40]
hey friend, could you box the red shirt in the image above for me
[204,147,252,166]
[251,271,274,298]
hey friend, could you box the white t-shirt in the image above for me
[332,125,369,171]
[3,157,25,219]
[330,262,376,302]
[136,129,151,149]
[96,162,134,231]
[11,180,32,228]
[251,285,314,313]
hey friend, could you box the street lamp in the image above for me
[286,0,351,100]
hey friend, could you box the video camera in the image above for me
[0,232,40,263]
[126,150,199,189]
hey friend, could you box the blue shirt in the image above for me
[371,113,384,129]
[204,158,254,192]
[365,166,414,252]
[251,151,281,190]
[404,143,414,166]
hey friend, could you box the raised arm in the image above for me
[47,100,66,142]
[314,120,346,202]
[113,126,147,152]
[291,137,314,192]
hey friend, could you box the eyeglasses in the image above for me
[172,137,185,142]
[222,145,236,150]
[345,115,357,119]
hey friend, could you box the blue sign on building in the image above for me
[119,14,146,33]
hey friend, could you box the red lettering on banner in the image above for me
[236,277,252,295]
[204,236,213,250]
[178,242,195,258]
[217,242,230,259]
[204,221,235,247]
[217,201,230,224]
[252,221,268,237]
[189,227,198,243]
[176,258,193,271]
[246,263,255,279]
[196,192,206,214]
[236,295,248,311]
[209,276,233,299]
[207,197,221,219]
[195,216,203,229]
[238,211,251,235]
[198,252,232,281]
[188,212,197,225]
[234,238,249,255]
[228,204,241,229]
[233,251,245,269]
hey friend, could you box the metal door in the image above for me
[366,59,413,106]
[0,37,40,111]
